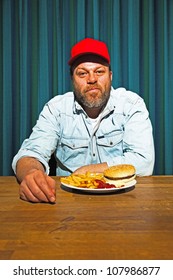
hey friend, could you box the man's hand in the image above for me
[19,169,56,203]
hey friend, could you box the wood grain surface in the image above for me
[0,176,173,260]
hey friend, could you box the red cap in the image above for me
[68,38,110,65]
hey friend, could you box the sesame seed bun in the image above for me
[103,164,136,187]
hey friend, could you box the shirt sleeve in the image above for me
[106,95,155,176]
[12,102,60,175]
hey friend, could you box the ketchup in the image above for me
[95,179,116,189]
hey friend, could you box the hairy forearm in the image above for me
[16,157,45,183]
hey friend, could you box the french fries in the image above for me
[60,172,105,189]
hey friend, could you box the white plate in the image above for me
[61,179,136,194]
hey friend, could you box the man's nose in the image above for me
[87,72,97,83]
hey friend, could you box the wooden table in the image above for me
[0,176,173,260]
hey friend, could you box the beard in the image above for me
[74,84,111,109]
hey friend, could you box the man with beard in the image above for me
[12,38,155,203]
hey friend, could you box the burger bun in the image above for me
[103,164,136,187]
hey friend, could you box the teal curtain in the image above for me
[0,0,173,175]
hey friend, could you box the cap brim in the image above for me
[68,53,110,66]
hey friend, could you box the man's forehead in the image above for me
[75,61,107,70]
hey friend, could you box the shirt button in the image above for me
[93,153,95,156]
[110,141,113,145]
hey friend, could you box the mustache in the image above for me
[84,85,101,93]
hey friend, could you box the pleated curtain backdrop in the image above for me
[0,0,173,175]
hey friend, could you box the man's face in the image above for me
[72,61,112,109]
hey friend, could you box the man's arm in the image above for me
[16,157,45,182]
[73,162,108,174]
[16,157,56,203]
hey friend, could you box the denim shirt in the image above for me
[12,87,155,176]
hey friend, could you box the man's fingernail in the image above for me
[50,196,56,203]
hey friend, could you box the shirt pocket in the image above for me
[57,137,89,164]
[96,131,124,158]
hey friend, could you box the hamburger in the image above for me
[103,164,136,187]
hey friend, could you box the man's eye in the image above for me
[78,72,87,77]
[96,70,105,75]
